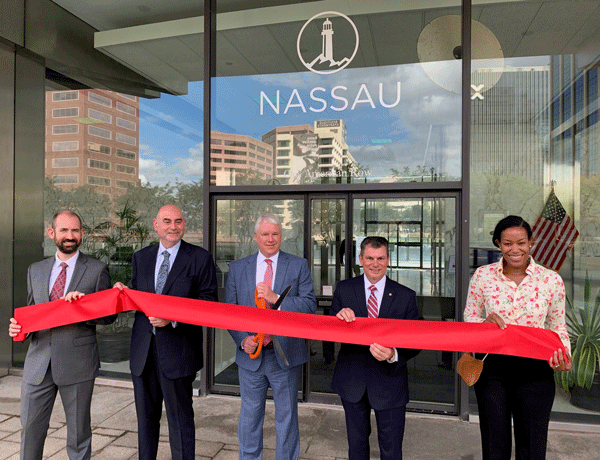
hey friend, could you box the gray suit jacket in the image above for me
[226,251,317,371]
[22,252,113,386]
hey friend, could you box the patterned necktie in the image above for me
[50,262,68,301]
[367,285,378,318]
[263,259,273,346]
[155,250,170,295]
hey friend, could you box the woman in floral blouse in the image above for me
[464,215,571,460]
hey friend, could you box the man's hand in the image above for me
[336,308,356,323]
[255,282,278,305]
[8,318,20,338]
[370,343,395,361]
[148,317,170,328]
[241,335,259,355]
[64,291,85,302]
[113,282,128,290]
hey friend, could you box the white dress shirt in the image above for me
[49,251,80,297]
[363,274,398,363]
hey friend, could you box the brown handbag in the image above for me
[456,352,488,386]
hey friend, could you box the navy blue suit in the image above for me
[130,240,218,460]
[330,275,421,460]
[226,251,317,460]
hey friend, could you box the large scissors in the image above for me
[249,285,292,366]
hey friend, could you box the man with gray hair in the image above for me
[226,213,317,460]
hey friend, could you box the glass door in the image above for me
[307,196,346,397]
[211,196,306,393]
[352,194,458,412]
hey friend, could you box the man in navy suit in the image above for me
[115,204,218,460]
[226,213,317,460]
[331,236,421,460]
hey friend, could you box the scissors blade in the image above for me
[271,285,292,309]
[271,335,290,366]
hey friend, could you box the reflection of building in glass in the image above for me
[45,90,140,200]
[471,66,549,185]
[549,57,598,178]
[262,120,355,184]
[209,132,273,185]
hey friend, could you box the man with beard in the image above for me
[8,210,115,460]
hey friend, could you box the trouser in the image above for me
[237,348,301,460]
[341,391,406,460]
[21,364,95,460]
[132,334,196,460]
[474,354,555,460]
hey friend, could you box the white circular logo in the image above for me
[297,11,359,75]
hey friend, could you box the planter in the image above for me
[570,376,600,412]
[97,330,131,363]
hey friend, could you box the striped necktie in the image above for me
[367,285,378,318]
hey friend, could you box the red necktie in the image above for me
[367,285,378,318]
[50,262,68,301]
[263,259,273,346]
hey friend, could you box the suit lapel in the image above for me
[273,251,289,294]
[67,253,87,293]
[40,257,55,303]
[353,276,369,317]
[378,277,394,318]
[161,241,189,295]
[141,245,159,293]
[245,254,258,304]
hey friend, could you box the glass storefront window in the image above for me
[212,1,462,186]
[213,198,305,388]
[470,0,600,422]
[43,82,204,374]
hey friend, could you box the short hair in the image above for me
[52,210,82,229]
[254,213,281,234]
[360,236,389,257]
[492,215,532,247]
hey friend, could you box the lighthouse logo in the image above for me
[297,11,359,75]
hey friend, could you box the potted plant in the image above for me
[555,273,600,411]
[83,203,153,363]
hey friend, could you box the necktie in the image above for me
[50,262,68,301]
[367,285,378,318]
[155,250,170,295]
[263,259,273,346]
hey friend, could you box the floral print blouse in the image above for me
[464,257,570,353]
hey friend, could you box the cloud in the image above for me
[139,143,205,185]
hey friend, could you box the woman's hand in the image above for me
[484,312,506,330]
[549,348,572,371]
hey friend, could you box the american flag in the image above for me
[531,189,578,271]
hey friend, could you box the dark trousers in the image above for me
[474,354,555,460]
[341,392,406,460]
[132,335,196,460]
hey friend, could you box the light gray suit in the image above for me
[226,251,317,460]
[20,252,113,460]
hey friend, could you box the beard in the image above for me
[56,238,80,254]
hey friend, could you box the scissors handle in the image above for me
[250,289,267,360]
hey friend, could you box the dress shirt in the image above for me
[363,275,386,316]
[363,275,398,363]
[154,241,181,286]
[49,251,80,297]
[256,251,280,304]
[464,257,570,352]
[154,241,181,328]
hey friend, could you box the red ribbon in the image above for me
[13,289,564,361]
